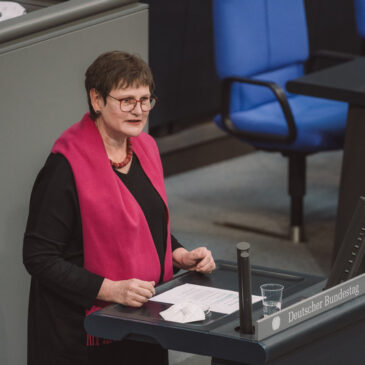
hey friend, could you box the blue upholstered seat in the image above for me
[215,95,347,153]
[213,0,348,242]
[355,0,365,38]
[354,0,365,55]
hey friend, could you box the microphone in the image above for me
[236,242,253,334]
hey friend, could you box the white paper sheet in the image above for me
[159,302,206,323]
[0,2,26,22]
[150,283,262,314]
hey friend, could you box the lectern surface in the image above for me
[86,261,342,364]
[97,261,321,331]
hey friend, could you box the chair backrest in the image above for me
[213,0,309,111]
[354,0,365,38]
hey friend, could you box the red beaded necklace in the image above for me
[109,138,133,169]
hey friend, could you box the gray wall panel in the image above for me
[0,4,148,364]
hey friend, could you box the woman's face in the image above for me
[91,85,151,140]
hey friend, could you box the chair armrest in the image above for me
[221,77,297,144]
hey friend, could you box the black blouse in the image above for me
[23,153,182,364]
[114,154,181,282]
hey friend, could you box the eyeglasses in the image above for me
[108,94,157,112]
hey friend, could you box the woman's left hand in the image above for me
[172,247,216,274]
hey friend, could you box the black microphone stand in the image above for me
[236,242,253,334]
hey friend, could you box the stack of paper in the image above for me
[150,283,262,323]
[159,302,206,323]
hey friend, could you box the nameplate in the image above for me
[255,273,365,340]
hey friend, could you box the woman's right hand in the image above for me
[97,278,155,307]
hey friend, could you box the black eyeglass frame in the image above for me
[107,94,157,112]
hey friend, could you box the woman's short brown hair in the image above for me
[85,51,155,120]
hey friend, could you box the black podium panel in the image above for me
[286,58,365,267]
[87,261,357,364]
[94,261,321,334]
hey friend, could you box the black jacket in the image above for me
[23,153,181,364]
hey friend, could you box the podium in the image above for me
[84,261,365,364]
[286,58,365,263]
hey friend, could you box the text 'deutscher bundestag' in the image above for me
[255,273,365,340]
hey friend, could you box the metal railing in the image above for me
[0,0,137,44]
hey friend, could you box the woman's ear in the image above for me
[90,88,103,113]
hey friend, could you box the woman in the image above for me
[23,51,215,365]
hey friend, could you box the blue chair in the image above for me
[213,0,348,242]
[354,0,365,53]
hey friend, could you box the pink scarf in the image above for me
[52,113,173,318]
